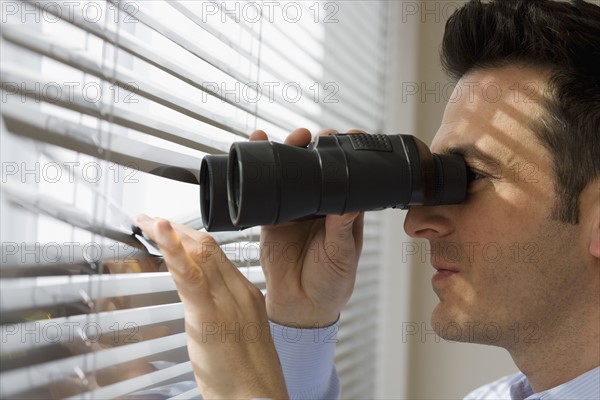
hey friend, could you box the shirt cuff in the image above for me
[270,320,340,399]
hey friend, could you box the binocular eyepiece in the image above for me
[200,133,468,232]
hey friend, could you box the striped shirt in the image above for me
[272,319,598,400]
[271,320,340,399]
[464,367,599,400]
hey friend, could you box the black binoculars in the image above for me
[200,133,469,232]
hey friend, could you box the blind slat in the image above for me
[342,5,385,63]
[165,1,372,119]
[109,0,253,83]
[1,25,256,139]
[340,298,378,325]
[336,346,375,377]
[0,333,188,398]
[1,102,202,183]
[1,64,231,153]
[196,0,325,71]
[320,31,383,102]
[168,387,201,399]
[0,267,265,312]
[1,183,151,252]
[0,243,153,276]
[109,0,371,129]
[1,303,183,355]
[67,360,193,400]
[16,0,295,133]
[166,0,324,90]
[0,273,174,312]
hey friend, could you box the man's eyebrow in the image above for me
[441,144,503,168]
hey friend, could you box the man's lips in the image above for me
[431,264,460,284]
[432,263,460,273]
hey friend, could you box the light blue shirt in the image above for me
[273,320,599,400]
[465,367,599,400]
[271,321,340,399]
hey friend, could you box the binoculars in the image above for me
[200,133,469,231]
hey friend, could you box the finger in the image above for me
[352,211,365,255]
[170,222,234,275]
[137,215,198,259]
[326,211,361,239]
[136,216,225,291]
[171,221,212,240]
[164,221,259,311]
[317,129,365,136]
[249,130,268,141]
[134,214,161,244]
[135,215,208,296]
[171,222,237,273]
[318,129,364,137]
[324,211,363,264]
[317,128,338,136]
[170,222,257,294]
[167,222,229,284]
[283,127,312,146]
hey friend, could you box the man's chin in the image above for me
[431,303,478,343]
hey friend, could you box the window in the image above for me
[1,1,389,398]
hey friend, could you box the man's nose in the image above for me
[403,205,454,239]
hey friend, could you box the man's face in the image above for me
[404,65,594,349]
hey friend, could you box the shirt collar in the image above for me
[510,366,600,400]
[509,374,533,400]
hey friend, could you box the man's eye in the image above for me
[467,168,486,183]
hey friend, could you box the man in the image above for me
[136,0,599,398]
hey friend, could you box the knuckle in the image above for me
[178,263,203,283]
[154,218,172,232]
[190,247,212,264]
[196,232,218,247]
[189,236,221,264]
[188,246,205,262]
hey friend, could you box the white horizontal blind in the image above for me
[0,1,389,398]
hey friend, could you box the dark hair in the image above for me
[441,0,600,224]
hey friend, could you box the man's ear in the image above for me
[590,206,600,259]
[589,185,600,259]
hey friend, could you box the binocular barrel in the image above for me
[200,134,468,231]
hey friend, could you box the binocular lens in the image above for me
[200,154,238,232]
[201,133,468,231]
[229,149,241,221]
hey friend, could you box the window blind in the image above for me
[0,1,389,398]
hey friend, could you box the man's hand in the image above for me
[249,128,365,328]
[135,215,288,400]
